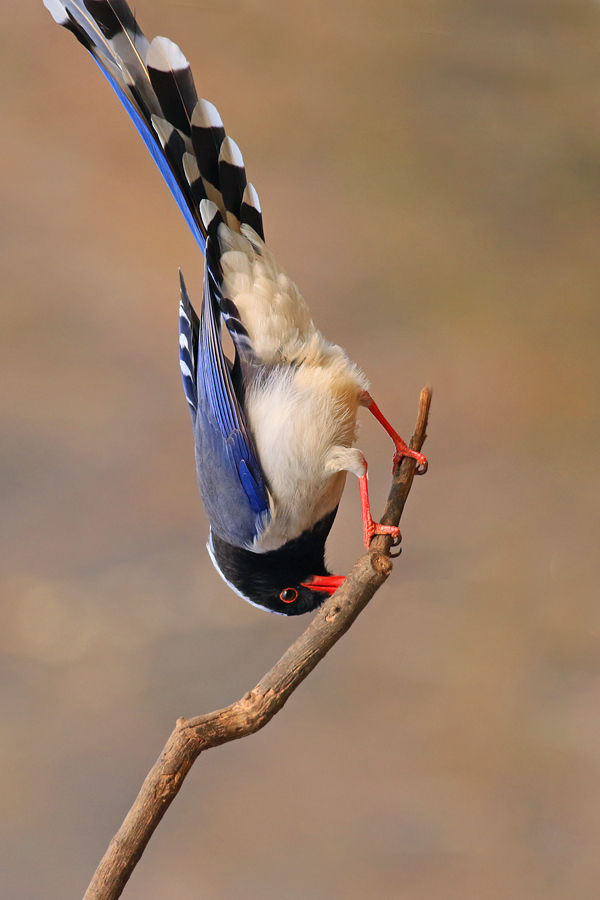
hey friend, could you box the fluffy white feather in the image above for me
[219,225,314,363]
[248,352,368,551]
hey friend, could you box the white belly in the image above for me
[247,344,368,552]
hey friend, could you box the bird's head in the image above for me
[245,575,345,616]
[207,509,345,616]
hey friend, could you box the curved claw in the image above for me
[389,530,402,557]
[393,447,428,475]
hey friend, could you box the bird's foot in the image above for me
[362,517,401,549]
[392,439,428,475]
[358,463,402,549]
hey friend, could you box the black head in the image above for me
[208,508,344,616]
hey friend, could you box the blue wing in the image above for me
[180,270,270,547]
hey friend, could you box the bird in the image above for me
[43,0,427,616]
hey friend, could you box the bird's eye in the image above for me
[280,588,298,603]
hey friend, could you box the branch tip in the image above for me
[370,550,393,577]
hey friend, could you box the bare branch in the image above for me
[82,386,432,900]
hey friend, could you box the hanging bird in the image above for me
[43,0,427,616]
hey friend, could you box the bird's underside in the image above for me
[45,0,427,615]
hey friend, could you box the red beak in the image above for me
[301,574,346,595]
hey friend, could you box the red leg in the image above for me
[362,392,428,474]
[359,461,401,549]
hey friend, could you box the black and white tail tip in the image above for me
[146,36,196,136]
[241,183,264,241]
[43,0,268,250]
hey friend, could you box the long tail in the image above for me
[43,0,264,254]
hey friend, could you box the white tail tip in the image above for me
[243,183,261,212]
[146,36,189,72]
[219,136,244,168]
[192,99,223,130]
[200,199,220,229]
[43,0,68,24]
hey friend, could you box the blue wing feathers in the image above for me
[181,269,270,546]
[238,460,269,515]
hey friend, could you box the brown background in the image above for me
[2,1,600,898]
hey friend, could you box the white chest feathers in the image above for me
[246,348,369,551]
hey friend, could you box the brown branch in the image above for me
[82,385,432,900]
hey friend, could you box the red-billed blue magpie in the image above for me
[44,0,427,616]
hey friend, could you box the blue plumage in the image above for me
[180,267,270,545]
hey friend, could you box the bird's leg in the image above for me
[327,447,400,550]
[358,458,401,549]
[361,391,428,474]
[326,446,401,548]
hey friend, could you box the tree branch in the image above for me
[82,385,432,900]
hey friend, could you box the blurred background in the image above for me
[2,1,600,897]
